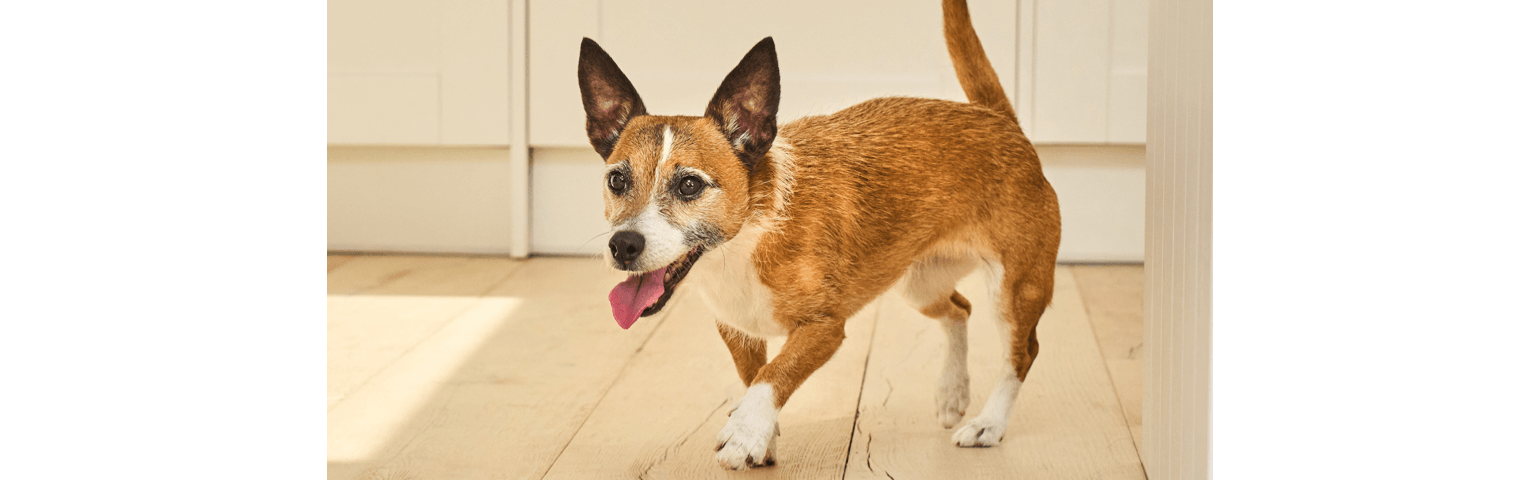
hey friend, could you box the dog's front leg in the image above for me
[716,322,767,387]
[714,318,845,470]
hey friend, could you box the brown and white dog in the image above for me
[579,0,1059,470]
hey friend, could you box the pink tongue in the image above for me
[608,267,667,329]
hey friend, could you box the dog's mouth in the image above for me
[607,245,706,329]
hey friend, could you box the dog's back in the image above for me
[755,97,1056,315]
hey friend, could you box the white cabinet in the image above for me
[528,0,1144,147]
[1023,0,1148,143]
[328,0,513,146]
[327,0,530,256]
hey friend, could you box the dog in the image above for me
[579,0,1059,470]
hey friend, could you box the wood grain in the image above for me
[328,254,356,272]
[541,286,879,479]
[328,258,1148,479]
[327,255,524,296]
[330,258,668,480]
[846,266,1144,479]
[1071,265,1145,454]
[328,256,527,409]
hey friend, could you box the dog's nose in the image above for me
[609,231,646,265]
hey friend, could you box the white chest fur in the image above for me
[684,221,788,338]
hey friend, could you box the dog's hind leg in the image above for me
[901,254,980,428]
[952,251,1054,447]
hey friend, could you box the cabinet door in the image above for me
[1024,0,1146,143]
[328,0,510,146]
[529,0,1018,148]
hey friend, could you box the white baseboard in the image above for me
[328,146,512,255]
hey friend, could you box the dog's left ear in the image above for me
[704,37,780,175]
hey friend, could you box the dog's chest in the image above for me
[685,223,788,338]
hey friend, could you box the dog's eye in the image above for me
[607,171,629,194]
[675,175,705,198]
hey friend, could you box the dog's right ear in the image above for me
[578,38,647,160]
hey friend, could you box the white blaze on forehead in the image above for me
[605,125,693,272]
[654,126,675,187]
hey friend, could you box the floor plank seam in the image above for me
[639,396,731,479]
[1069,267,1149,480]
[850,298,887,476]
[535,307,675,480]
[470,261,529,297]
[327,255,355,272]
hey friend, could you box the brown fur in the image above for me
[744,97,1058,406]
[580,0,1058,425]
[716,323,768,386]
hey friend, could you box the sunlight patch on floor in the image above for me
[327,295,522,463]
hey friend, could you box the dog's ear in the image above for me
[704,37,780,175]
[578,38,647,160]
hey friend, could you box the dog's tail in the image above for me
[942,0,1016,121]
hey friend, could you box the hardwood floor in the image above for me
[328,255,1145,479]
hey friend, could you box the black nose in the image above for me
[609,231,646,265]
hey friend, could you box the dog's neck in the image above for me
[745,135,797,225]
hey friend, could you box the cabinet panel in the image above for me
[527,0,599,149]
[328,0,510,146]
[440,0,510,145]
[1016,0,1037,137]
[328,74,440,145]
[1109,0,1148,142]
[1034,0,1111,143]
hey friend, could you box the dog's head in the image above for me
[578,37,780,328]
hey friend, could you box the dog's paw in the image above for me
[714,418,778,470]
[935,376,970,429]
[951,415,1007,447]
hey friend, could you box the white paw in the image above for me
[715,417,778,469]
[951,415,1007,447]
[715,384,780,470]
[935,376,970,429]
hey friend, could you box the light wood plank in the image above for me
[326,255,522,296]
[328,255,355,272]
[329,294,482,410]
[542,289,879,479]
[332,258,668,480]
[1071,265,1145,454]
[328,256,526,409]
[847,266,1144,479]
[328,255,457,295]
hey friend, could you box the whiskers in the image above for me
[574,229,619,271]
